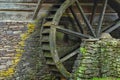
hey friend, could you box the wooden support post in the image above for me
[32,0,44,20]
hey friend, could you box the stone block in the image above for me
[4,46,11,48]
[5,53,15,57]
[9,25,19,29]
[6,49,15,53]
[6,31,13,35]
[0,65,6,70]
[19,25,24,28]
[1,57,13,60]
[0,22,6,26]
[6,61,13,66]
[0,77,5,80]
[13,31,22,34]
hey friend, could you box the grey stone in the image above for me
[13,31,22,34]
[6,31,13,35]
[0,65,6,70]
[82,59,93,64]
[9,25,18,29]
[23,62,30,67]
[6,61,13,66]
[0,22,6,26]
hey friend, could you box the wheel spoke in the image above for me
[56,26,92,39]
[90,0,99,24]
[69,6,83,33]
[60,48,79,62]
[75,0,96,38]
[96,0,108,37]
[102,19,120,33]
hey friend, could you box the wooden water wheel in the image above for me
[39,0,120,79]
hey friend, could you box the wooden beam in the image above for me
[0,9,34,12]
[32,0,44,20]
[56,27,91,39]
[60,49,79,62]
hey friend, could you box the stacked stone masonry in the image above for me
[0,18,50,80]
[73,36,120,80]
[0,22,28,79]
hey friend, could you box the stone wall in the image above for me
[11,20,49,80]
[0,19,50,80]
[73,34,120,80]
[0,22,28,79]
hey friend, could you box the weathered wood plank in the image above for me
[0,3,37,6]
[0,3,52,12]
[0,0,38,3]
[0,20,34,22]
[0,2,115,12]
[0,0,117,22]
[71,5,115,13]
[38,3,116,13]
[0,9,34,12]
[0,3,36,11]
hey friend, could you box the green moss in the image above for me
[56,32,64,41]
[100,48,106,52]
[80,47,87,54]
[40,74,56,80]
[92,77,120,80]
